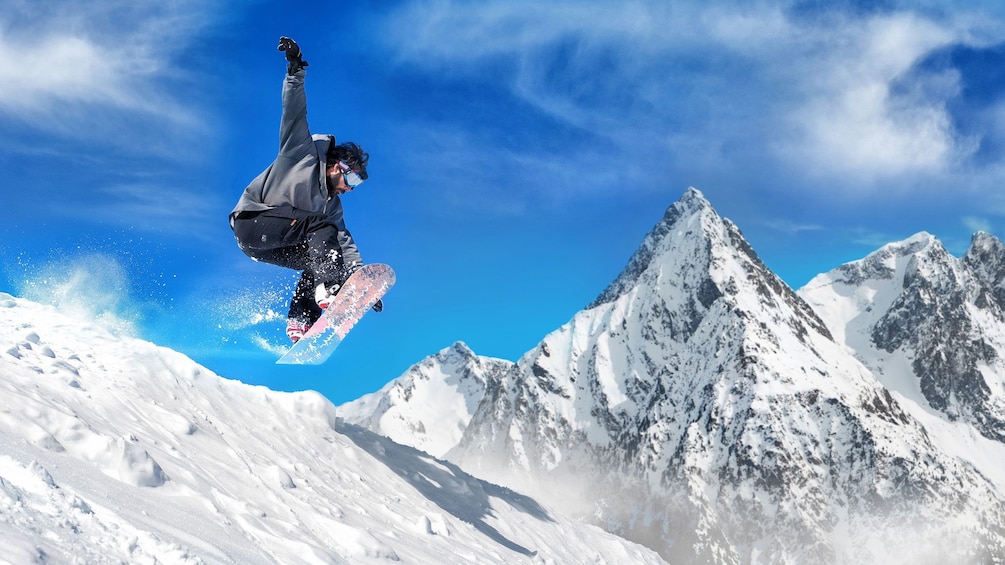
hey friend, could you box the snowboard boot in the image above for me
[286,319,310,343]
[314,281,341,311]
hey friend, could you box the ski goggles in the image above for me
[336,160,365,189]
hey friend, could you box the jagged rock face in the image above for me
[966,231,1005,303]
[344,190,1005,563]
[801,232,1005,443]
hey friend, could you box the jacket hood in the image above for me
[313,134,336,197]
[313,134,335,166]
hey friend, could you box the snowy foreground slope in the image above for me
[0,293,665,564]
[341,188,1005,564]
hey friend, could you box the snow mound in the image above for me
[0,292,665,564]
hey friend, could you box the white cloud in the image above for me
[764,220,826,234]
[79,183,224,239]
[962,216,993,234]
[0,1,213,142]
[780,13,965,181]
[381,1,1005,194]
[385,1,676,136]
[0,34,113,108]
[0,1,226,234]
[388,1,671,64]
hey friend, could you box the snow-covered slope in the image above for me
[799,231,1005,444]
[338,342,513,459]
[0,293,665,564]
[342,188,1005,564]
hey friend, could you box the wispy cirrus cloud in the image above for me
[0,1,215,151]
[963,215,993,234]
[0,1,226,235]
[379,0,1005,199]
[764,219,827,234]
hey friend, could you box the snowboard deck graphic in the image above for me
[277,263,395,365]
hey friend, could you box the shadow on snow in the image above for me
[338,422,554,557]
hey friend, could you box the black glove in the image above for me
[277,36,308,75]
[372,299,383,313]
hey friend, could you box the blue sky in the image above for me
[3,1,1005,404]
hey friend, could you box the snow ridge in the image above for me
[338,341,514,459]
[0,294,664,564]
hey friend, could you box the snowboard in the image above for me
[276,263,395,365]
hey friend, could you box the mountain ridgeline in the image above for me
[341,188,1005,564]
[801,231,1005,443]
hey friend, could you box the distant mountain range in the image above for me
[340,188,1005,564]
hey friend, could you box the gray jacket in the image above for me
[230,69,361,266]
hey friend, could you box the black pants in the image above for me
[232,205,345,324]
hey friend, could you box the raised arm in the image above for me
[276,37,313,158]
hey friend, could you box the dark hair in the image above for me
[328,140,369,180]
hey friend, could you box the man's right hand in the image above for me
[278,36,308,74]
[277,37,300,58]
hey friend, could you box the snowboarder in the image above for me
[230,37,381,343]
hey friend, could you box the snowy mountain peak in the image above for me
[588,186,715,309]
[969,230,1005,258]
[465,190,1003,561]
[434,340,479,365]
[345,190,1005,563]
[805,231,940,290]
[965,231,1005,294]
[590,186,831,347]
[676,185,713,213]
[339,341,515,459]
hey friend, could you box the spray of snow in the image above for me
[1,246,294,357]
[10,252,142,336]
[193,278,294,355]
[249,333,288,356]
[209,284,286,332]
